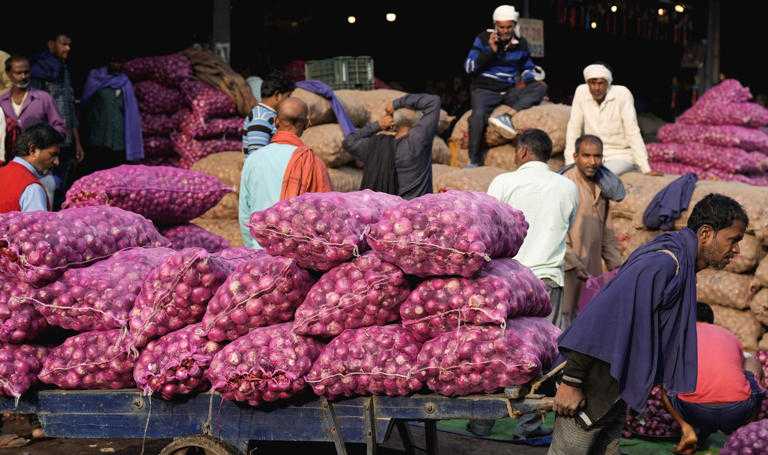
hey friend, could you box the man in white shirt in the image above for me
[565,63,657,176]
[481,128,579,440]
[488,128,580,328]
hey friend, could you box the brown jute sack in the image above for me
[436,166,507,193]
[711,304,764,351]
[696,269,754,310]
[192,151,244,220]
[355,89,453,134]
[300,124,353,168]
[511,104,571,153]
[749,288,768,325]
[192,218,244,247]
[328,166,363,193]
[432,164,461,192]
[724,235,766,274]
[757,256,768,288]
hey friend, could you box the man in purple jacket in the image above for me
[1,55,67,203]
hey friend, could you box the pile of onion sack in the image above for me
[649,79,768,186]
[0,190,561,410]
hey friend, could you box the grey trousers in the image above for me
[547,401,627,455]
[543,279,568,331]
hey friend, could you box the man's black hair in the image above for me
[261,70,295,98]
[15,123,65,157]
[47,31,71,42]
[696,302,715,324]
[687,193,749,233]
[516,129,552,162]
[5,55,29,73]
[574,134,603,154]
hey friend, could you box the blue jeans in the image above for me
[670,372,765,440]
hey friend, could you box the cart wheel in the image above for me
[159,435,243,455]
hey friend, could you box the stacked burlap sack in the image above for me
[609,172,768,350]
[190,152,245,247]
[648,79,768,186]
[123,51,245,168]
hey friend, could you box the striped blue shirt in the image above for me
[464,32,536,87]
[242,103,277,155]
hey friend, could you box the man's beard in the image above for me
[13,80,30,89]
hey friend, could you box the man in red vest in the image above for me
[0,123,63,213]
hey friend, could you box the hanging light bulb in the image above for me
[590,21,598,29]
[347,16,356,24]
[386,13,397,22]
[674,4,685,13]
[658,8,666,16]
[610,4,618,13]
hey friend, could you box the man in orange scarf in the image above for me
[238,97,331,248]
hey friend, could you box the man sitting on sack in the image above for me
[463,4,547,167]
[565,62,658,176]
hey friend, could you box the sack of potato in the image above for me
[328,166,363,192]
[191,151,243,220]
[711,304,764,351]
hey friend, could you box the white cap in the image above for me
[493,5,520,22]
[583,64,613,85]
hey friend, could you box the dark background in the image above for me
[1,0,763,120]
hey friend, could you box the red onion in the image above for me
[39,329,136,389]
[141,111,184,135]
[307,325,423,400]
[367,191,528,277]
[679,102,768,128]
[647,142,768,175]
[180,110,243,139]
[650,161,768,187]
[143,136,176,160]
[400,259,550,341]
[129,248,230,348]
[623,386,681,438]
[63,165,232,225]
[179,80,237,120]
[200,254,313,343]
[0,277,47,343]
[0,344,47,397]
[721,419,768,454]
[658,124,768,154]
[415,317,560,396]
[160,224,230,253]
[28,248,173,332]
[696,79,753,105]
[0,206,168,286]
[207,323,323,406]
[123,53,192,86]
[294,253,411,338]
[134,81,186,115]
[248,190,403,271]
[171,133,243,169]
[133,323,222,399]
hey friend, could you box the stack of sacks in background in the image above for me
[123,51,248,168]
[608,172,768,351]
[0,205,173,397]
[0,189,560,409]
[62,165,232,253]
[648,80,768,186]
[291,88,454,192]
[190,152,246,247]
[437,103,570,192]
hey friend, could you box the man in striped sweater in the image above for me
[464,5,547,167]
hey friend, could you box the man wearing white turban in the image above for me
[565,62,658,176]
[463,5,547,167]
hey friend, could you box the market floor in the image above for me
[0,413,726,454]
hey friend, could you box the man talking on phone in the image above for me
[463,5,547,167]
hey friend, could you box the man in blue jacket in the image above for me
[464,5,547,166]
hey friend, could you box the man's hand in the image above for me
[488,32,499,53]
[384,101,395,116]
[75,143,85,163]
[553,383,585,417]
[576,266,590,282]
[379,114,394,131]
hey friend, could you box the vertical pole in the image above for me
[213,0,232,63]
[704,0,721,88]
[522,0,531,18]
